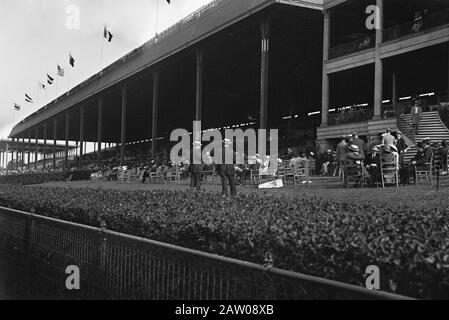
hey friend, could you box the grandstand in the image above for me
[7,0,324,170]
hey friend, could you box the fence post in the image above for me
[99,220,108,299]
[25,209,35,296]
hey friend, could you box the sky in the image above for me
[0,0,212,139]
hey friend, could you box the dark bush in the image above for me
[0,185,448,299]
[0,171,91,185]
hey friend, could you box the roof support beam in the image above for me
[120,85,127,166]
[195,49,203,122]
[34,128,38,170]
[152,72,159,157]
[97,97,104,168]
[53,120,57,169]
[43,123,47,169]
[259,17,270,130]
[79,106,85,168]
[65,114,70,172]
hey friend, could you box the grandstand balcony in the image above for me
[324,0,449,62]
[319,0,449,146]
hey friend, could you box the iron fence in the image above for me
[0,206,412,300]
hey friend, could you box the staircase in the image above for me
[400,111,449,163]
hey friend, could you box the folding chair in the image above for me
[344,160,365,188]
[380,155,399,188]
[292,166,307,186]
[415,152,434,185]
[258,165,277,183]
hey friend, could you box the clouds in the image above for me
[0,0,211,138]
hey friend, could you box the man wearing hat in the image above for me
[217,138,237,197]
[189,141,203,192]
[346,144,363,163]
[336,135,348,179]
[351,132,367,160]
[402,140,433,184]
[365,145,381,184]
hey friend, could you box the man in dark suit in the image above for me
[189,141,203,192]
[351,132,367,160]
[402,140,433,184]
[437,140,448,171]
[216,138,237,197]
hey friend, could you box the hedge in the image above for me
[0,171,91,185]
[0,185,448,299]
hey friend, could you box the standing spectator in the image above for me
[411,99,423,133]
[382,128,396,147]
[436,140,448,171]
[396,132,409,168]
[336,136,348,179]
[189,141,203,192]
[351,132,367,160]
[217,138,237,198]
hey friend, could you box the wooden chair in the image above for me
[292,166,307,186]
[258,165,277,183]
[279,164,295,186]
[344,160,365,188]
[415,152,434,185]
[380,155,399,188]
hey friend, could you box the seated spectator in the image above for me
[401,141,433,184]
[411,11,423,32]
[345,144,363,164]
[436,140,448,172]
[365,145,381,184]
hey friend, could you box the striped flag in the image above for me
[47,74,54,85]
[25,93,34,103]
[69,54,75,67]
[104,26,113,42]
[14,103,21,111]
[57,65,65,77]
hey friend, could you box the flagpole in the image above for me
[67,66,70,94]
[156,0,159,36]
[56,76,58,102]
[100,27,105,75]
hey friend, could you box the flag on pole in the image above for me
[39,81,46,90]
[69,54,75,67]
[104,26,113,42]
[57,65,65,77]
[25,93,34,103]
[14,103,21,111]
[47,74,54,85]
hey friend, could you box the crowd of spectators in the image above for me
[326,129,448,186]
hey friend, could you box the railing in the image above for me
[0,207,411,300]
[383,8,449,43]
[329,34,375,60]
[328,108,373,126]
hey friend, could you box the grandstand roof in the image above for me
[0,139,75,154]
[9,0,323,142]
